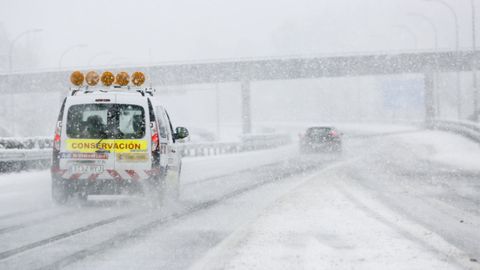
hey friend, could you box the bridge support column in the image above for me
[424,71,435,126]
[241,80,252,134]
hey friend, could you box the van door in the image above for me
[155,106,170,171]
[113,94,151,180]
[59,95,117,180]
[164,110,181,170]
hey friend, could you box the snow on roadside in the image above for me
[256,121,421,138]
[394,130,480,171]
[189,167,465,270]
[179,123,422,185]
[0,170,52,214]
[336,122,421,135]
[180,145,298,185]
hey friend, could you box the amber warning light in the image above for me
[132,72,145,86]
[115,72,129,86]
[70,71,146,87]
[70,71,84,86]
[101,71,115,86]
[85,71,99,86]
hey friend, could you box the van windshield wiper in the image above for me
[95,132,109,153]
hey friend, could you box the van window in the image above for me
[155,107,168,140]
[66,104,145,139]
[164,110,176,143]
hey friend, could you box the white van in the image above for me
[51,85,188,204]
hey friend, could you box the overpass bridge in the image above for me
[0,49,478,133]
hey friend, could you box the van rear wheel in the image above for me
[52,178,69,204]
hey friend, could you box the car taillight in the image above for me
[150,121,159,152]
[329,130,338,137]
[53,121,62,151]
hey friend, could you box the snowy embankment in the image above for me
[394,130,480,171]
[255,121,422,141]
[180,145,297,185]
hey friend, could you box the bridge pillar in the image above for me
[424,71,435,125]
[241,80,252,134]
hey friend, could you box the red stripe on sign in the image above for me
[107,170,122,180]
[125,170,140,181]
[51,168,67,177]
[88,174,100,181]
[145,168,161,176]
[69,173,82,180]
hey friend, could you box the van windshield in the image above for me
[66,104,145,139]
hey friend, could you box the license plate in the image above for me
[69,164,104,174]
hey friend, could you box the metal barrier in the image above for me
[428,119,480,143]
[177,133,292,157]
[0,134,292,173]
[0,137,53,150]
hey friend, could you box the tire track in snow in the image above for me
[336,172,479,270]
[0,208,44,221]
[0,212,137,261]
[0,210,82,235]
[35,158,329,270]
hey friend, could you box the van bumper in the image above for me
[51,168,163,195]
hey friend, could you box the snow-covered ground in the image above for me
[395,131,480,171]
[0,126,479,270]
[189,165,474,270]
[181,145,297,185]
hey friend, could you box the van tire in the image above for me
[77,190,88,202]
[52,178,69,204]
[156,177,167,204]
[150,173,180,206]
[170,179,180,202]
[145,175,166,207]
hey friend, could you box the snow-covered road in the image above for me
[0,127,479,270]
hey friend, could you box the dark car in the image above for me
[299,127,342,153]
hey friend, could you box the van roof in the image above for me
[69,86,155,98]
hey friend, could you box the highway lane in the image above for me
[0,129,478,269]
[0,144,332,269]
[66,130,480,270]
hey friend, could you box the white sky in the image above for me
[0,0,476,70]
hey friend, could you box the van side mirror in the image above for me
[174,127,189,140]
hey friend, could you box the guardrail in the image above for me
[428,119,480,143]
[0,137,53,150]
[0,137,53,172]
[178,133,292,157]
[0,133,292,173]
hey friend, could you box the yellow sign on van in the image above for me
[66,139,148,153]
[116,153,149,162]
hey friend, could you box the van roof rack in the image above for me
[69,86,156,97]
